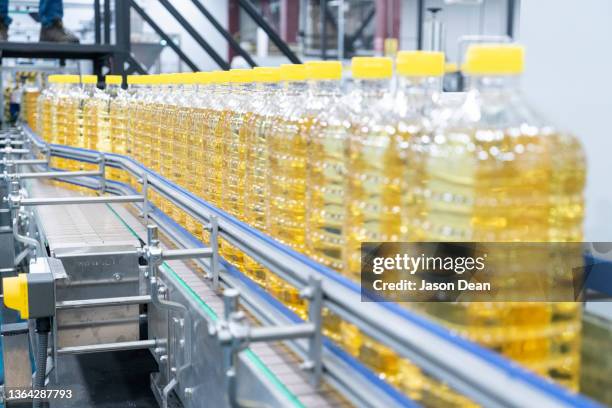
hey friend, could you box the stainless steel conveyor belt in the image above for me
[27,178,347,408]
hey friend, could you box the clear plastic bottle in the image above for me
[23,73,40,129]
[188,72,214,239]
[408,44,585,390]
[126,75,143,162]
[158,74,181,216]
[104,75,129,182]
[81,75,100,151]
[343,57,399,280]
[145,74,166,172]
[173,72,198,231]
[220,69,255,270]
[59,75,83,173]
[267,64,308,253]
[337,57,399,381]
[39,75,60,142]
[243,67,281,286]
[306,61,350,272]
[202,71,230,211]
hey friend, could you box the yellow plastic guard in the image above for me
[3,273,29,319]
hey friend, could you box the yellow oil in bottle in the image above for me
[306,119,348,271]
[199,72,228,251]
[81,75,99,152]
[201,76,227,210]
[130,77,146,167]
[107,75,129,183]
[23,75,40,129]
[219,70,253,271]
[159,75,178,216]
[172,73,195,229]
[268,114,310,253]
[344,116,407,279]
[306,61,349,271]
[241,67,280,285]
[56,75,82,173]
[409,45,584,390]
[126,75,150,192]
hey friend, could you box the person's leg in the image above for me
[0,0,10,40]
[38,0,78,43]
[0,0,12,26]
[38,0,62,27]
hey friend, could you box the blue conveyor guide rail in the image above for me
[17,124,603,408]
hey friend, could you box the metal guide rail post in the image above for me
[13,124,603,408]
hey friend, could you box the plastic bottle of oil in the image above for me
[267,64,308,253]
[343,57,398,280]
[23,73,40,129]
[202,70,230,210]
[243,67,281,286]
[94,77,112,155]
[126,75,143,163]
[187,71,214,239]
[408,44,585,390]
[41,75,59,143]
[306,61,349,271]
[102,75,128,182]
[173,72,198,230]
[219,69,255,270]
[156,74,181,216]
[330,57,399,380]
[144,74,165,171]
[59,75,83,172]
[264,64,309,316]
[36,77,53,138]
[81,75,100,151]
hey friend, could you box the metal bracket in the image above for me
[141,172,149,223]
[212,280,324,404]
[98,153,106,193]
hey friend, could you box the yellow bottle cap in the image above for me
[463,43,524,75]
[127,75,140,85]
[81,75,98,84]
[305,61,342,80]
[3,274,29,319]
[49,74,79,84]
[150,75,164,85]
[279,64,307,82]
[229,69,254,83]
[151,74,174,85]
[105,75,122,85]
[253,67,280,83]
[195,71,211,84]
[396,51,445,77]
[178,72,198,84]
[351,57,393,79]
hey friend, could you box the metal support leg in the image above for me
[209,216,220,288]
[304,275,323,387]
[99,153,106,193]
[142,172,149,223]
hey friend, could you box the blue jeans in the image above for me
[0,0,63,27]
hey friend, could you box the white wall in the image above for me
[518,0,612,241]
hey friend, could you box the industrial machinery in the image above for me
[0,124,603,407]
